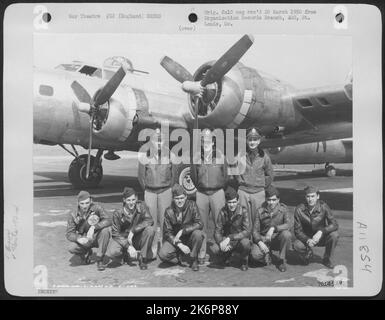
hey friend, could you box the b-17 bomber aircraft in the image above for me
[33,35,352,191]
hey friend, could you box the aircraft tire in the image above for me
[175,164,196,198]
[325,165,336,177]
[68,155,103,189]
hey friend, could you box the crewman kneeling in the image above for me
[66,191,112,271]
[106,187,155,270]
[293,185,339,269]
[158,184,204,271]
[210,186,251,271]
[250,186,292,272]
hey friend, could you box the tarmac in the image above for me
[33,145,353,289]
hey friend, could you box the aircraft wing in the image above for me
[260,82,353,148]
[260,122,352,148]
[287,82,352,127]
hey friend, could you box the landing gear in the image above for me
[325,163,336,177]
[68,151,104,189]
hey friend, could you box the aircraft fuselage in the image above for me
[33,62,352,153]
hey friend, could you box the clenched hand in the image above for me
[220,237,231,252]
[177,243,191,255]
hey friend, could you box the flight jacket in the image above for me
[163,200,203,245]
[235,148,274,194]
[294,200,339,243]
[138,148,176,194]
[66,202,111,242]
[252,202,291,243]
[214,204,250,244]
[111,200,154,247]
[190,150,228,195]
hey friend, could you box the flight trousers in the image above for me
[238,189,265,225]
[210,238,251,263]
[250,230,292,263]
[196,189,225,260]
[106,226,155,260]
[293,231,339,263]
[68,227,111,262]
[158,230,204,264]
[145,188,172,258]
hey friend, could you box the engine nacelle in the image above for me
[93,94,135,143]
[189,62,297,130]
[189,61,247,128]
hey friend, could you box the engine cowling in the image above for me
[187,61,300,132]
[92,88,136,143]
[189,62,267,129]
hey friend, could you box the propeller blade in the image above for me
[201,34,254,87]
[160,56,193,83]
[85,114,94,179]
[93,66,126,106]
[71,81,91,104]
[194,96,199,129]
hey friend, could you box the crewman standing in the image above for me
[66,191,112,271]
[250,185,292,272]
[190,128,227,264]
[293,185,339,268]
[138,127,176,259]
[158,184,204,271]
[235,127,274,225]
[211,186,251,271]
[106,187,155,270]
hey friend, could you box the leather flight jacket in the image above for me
[111,200,154,246]
[252,202,291,244]
[190,150,228,194]
[235,148,274,193]
[294,200,338,243]
[163,200,203,244]
[215,204,250,244]
[66,202,111,242]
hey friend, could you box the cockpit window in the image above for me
[55,63,103,78]
[39,85,54,96]
[55,64,82,72]
[78,65,100,77]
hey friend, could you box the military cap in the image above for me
[172,184,186,197]
[225,186,238,201]
[246,127,262,139]
[122,187,136,199]
[265,185,280,198]
[304,185,319,195]
[77,190,91,202]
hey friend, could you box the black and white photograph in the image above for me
[32,32,353,288]
[3,3,382,297]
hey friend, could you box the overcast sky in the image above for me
[34,33,351,90]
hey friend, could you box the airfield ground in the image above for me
[33,145,353,290]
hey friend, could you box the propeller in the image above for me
[86,113,94,179]
[200,34,254,87]
[71,63,129,179]
[160,34,254,128]
[160,56,193,83]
